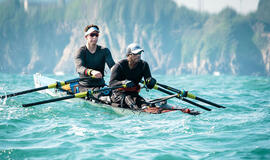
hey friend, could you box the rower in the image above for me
[74,24,115,100]
[109,43,156,110]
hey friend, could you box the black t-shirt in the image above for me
[109,59,152,87]
[74,45,115,87]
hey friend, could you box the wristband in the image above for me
[85,69,93,76]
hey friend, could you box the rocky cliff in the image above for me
[0,0,269,76]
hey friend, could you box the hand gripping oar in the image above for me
[0,77,92,99]
[22,85,124,107]
[157,83,226,109]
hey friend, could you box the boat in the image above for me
[33,73,200,115]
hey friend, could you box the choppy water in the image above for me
[0,73,270,160]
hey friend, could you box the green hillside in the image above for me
[0,0,269,76]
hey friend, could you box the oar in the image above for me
[148,94,179,104]
[158,105,201,116]
[157,83,226,108]
[0,77,91,99]
[147,94,200,115]
[153,85,211,111]
[22,85,124,107]
[144,94,201,115]
[140,80,211,111]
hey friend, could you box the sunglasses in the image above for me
[89,33,99,37]
[130,51,142,56]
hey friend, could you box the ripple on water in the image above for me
[1,74,270,159]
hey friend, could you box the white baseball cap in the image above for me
[126,43,144,55]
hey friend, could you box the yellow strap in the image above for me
[47,81,66,89]
[75,92,87,98]
[48,83,57,89]
[187,93,196,99]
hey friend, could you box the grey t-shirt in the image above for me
[74,45,115,87]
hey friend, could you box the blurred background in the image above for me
[0,0,269,76]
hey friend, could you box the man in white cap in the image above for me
[109,43,157,110]
[74,24,115,96]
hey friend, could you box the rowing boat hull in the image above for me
[33,73,161,115]
[33,73,200,115]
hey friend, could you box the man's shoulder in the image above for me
[139,60,148,65]
[75,45,87,56]
[97,45,111,56]
[118,59,128,64]
[112,59,127,70]
[117,59,129,66]
[78,45,87,52]
[98,45,109,51]
[80,45,87,50]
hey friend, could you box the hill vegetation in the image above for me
[0,0,269,76]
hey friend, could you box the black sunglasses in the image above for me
[90,33,99,37]
[131,51,142,55]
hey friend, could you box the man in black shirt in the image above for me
[74,24,115,94]
[109,43,156,110]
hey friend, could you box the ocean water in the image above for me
[0,73,269,160]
